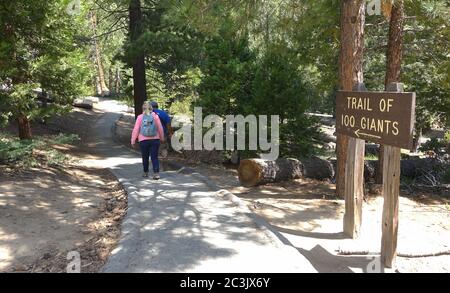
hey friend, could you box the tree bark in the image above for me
[129,0,147,118]
[377,0,405,184]
[115,67,121,94]
[18,115,32,140]
[412,127,422,153]
[238,157,334,187]
[336,0,366,198]
[90,11,110,97]
[6,19,33,140]
[109,67,115,95]
[94,75,102,96]
[384,1,404,86]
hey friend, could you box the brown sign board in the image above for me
[336,91,416,149]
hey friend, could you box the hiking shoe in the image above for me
[153,173,160,180]
[143,172,149,178]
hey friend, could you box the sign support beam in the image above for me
[381,82,403,268]
[343,83,366,238]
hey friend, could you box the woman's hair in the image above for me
[142,101,153,115]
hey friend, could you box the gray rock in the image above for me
[302,156,335,180]
[73,98,93,110]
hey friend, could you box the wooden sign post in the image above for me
[336,83,416,268]
[381,83,405,268]
[343,83,366,239]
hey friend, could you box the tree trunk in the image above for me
[384,1,404,86]
[412,127,422,153]
[109,67,115,96]
[18,115,32,140]
[94,75,102,96]
[6,20,32,140]
[90,11,110,97]
[115,67,121,94]
[377,0,405,184]
[129,0,147,118]
[336,0,366,198]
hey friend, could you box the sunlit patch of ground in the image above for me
[0,106,127,272]
[0,166,127,272]
[180,160,450,273]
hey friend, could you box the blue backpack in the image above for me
[140,114,157,137]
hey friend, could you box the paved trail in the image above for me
[83,99,316,273]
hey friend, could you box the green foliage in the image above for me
[96,0,450,159]
[0,0,92,136]
[194,30,318,157]
[419,138,448,154]
[442,166,450,184]
[252,45,318,157]
[0,135,38,165]
[0,133,80,167]
[365,154,379,161]
[52,133,81,145]
[444,130,450,143]
[116,0,205,110]
[0,83,38,120]
[4,0,441,159]
[196,34,256,116]
[365,0,450,129]
[169,94,195,116]
[286,0,341,114]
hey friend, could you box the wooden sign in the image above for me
[336,91,416,149]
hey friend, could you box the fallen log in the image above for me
[337,248,450,258]
[238,158,303,187]
[238,154,450,187]
[238,156,335,187]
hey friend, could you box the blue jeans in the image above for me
[139,139,160,173]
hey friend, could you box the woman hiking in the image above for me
[131,101,165,180]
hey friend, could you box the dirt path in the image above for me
[159,158,450,273]
[92,99,317,273]
[0,104,127,272]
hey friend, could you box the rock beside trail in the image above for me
[73,98,94,109]
[84,96,100,104]
[183,149,228,165]
[302,156,335,180]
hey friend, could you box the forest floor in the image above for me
[0,106,127,273]
[169,158,450,272]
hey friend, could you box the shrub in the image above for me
[419,138,447,154]
[0,133,79,167]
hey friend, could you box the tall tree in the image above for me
[384,0,404,87]
[129,0,147,118]
[364,1,449,140]
[336,0,366,198]
[377,0,405,184]
[89,10,110,96]
[0,0,90,139]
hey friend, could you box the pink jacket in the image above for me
[131,113,165,144]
